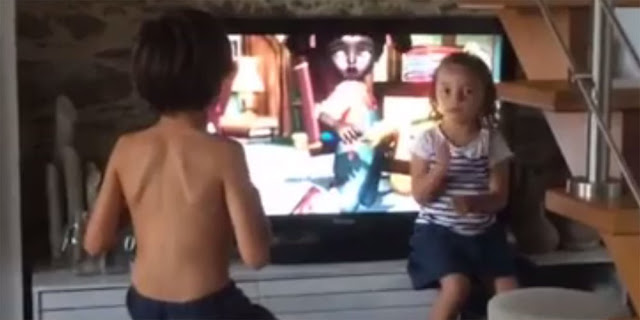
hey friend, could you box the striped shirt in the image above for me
[412,125,512,236]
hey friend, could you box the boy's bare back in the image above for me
[85,116,270,302]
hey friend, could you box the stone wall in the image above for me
[19,1,147,165]
[19,2,143,261]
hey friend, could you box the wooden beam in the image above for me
[601,234,640,313]
[458,0,640,9]
[622,110,640,185]
[497,80,640,112]
[545,188,640,235]
[497,7,591,80]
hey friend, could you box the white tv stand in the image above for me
[32,260,435,320]
[32,248,614,320]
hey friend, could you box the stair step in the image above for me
[601,233,640,314]
[524,247,612,266]
[545,188,640,235]
[457,0,640,9]
[497,80,640,112]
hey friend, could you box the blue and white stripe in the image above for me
[417,154,495,236]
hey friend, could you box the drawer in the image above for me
[42,307,128,320]
[237,282,260,298]
[40,288,127,310]
[278,306,429,320]
[258,274,412,297]
[261,289,437,314]
[39,282,258,310]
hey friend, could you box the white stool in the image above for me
[488,287,630,320]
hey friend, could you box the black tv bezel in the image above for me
[221,16,504,35]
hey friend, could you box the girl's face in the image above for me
[434,63,485,124]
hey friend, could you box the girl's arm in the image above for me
[454,131,512,214]
[461,160,510,214]
[410,142,449,206]
[84,138,127,256]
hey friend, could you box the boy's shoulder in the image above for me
[113,128,245,160]
[204,134,247,162]
[206,134,242,149]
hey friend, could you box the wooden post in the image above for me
[0,0,24,318]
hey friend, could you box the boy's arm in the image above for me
[84,139,127,256]
[223,142,271,269]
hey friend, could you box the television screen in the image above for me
[207,32,504,216]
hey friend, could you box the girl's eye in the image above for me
[464,88,473,95]
[443,87,451,95]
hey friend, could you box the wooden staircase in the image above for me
[457,0,640,315]
[497,80,640,112]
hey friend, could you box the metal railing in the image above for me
[534,0,640,207]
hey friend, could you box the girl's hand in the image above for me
[452,196,472,215]
[453,195,497,215]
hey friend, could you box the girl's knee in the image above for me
[440,274,472,299]
[494,276,518,294]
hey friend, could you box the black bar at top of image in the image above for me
[220,16,503,35]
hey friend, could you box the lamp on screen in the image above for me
[232,56,265,113]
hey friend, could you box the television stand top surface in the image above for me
[32,246,611,291]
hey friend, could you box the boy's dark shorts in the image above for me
[407,222,516,290]
[126,281,276,320]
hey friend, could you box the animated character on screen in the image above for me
[287,32,411,213]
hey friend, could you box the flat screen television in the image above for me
[209,17,513,263]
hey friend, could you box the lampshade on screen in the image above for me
[232,56,265,93]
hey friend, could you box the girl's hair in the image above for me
[428,52,497,127]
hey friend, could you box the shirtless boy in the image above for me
[83,8,274,320]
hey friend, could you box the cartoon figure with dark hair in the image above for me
[288,32,411,213]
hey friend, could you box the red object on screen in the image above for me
[294,61,321,145]
[402,45,461,83]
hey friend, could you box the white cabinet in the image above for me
[42,308,129,320]
[40,288,127,310]
[33,260,436,320]
[278,306,429,320]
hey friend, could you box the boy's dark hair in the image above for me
[132,8,234,113]
[429,52,497,126]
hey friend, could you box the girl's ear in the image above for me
[428,99,442,121]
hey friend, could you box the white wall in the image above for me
[615,8,640,78]
[0,0,24,318]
